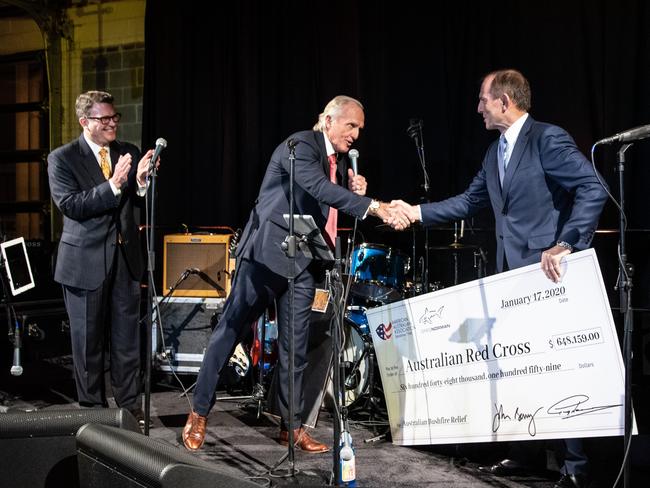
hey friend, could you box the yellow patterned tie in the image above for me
[99,147,111,179]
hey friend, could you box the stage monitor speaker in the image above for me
[76,423,259,488]
[163,234,233,298]
[0,408,139,488]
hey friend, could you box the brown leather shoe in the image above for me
[182,410,207,451]
[279,427,329,453]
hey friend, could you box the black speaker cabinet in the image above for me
[76,423,259,488]
[162,234,233,298]
[0,408,139,488]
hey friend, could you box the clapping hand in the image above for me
[136,148,158,186]
[110,153,132,189]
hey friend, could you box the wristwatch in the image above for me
[368,200,381,216]
[556,241,573,252]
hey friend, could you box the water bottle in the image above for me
[339,431,356,486]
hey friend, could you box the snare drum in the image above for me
[349,243,409,303]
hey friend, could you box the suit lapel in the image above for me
[336,155,345,184]
[78,135,107,187]
[501,116,533,197]
[316,132,330,177]
[487,141,504,206]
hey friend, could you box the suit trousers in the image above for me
[62,243,141,409]
[561,438,588,477]
[192,258,316,429]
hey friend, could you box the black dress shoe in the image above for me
[554,473,588,488]
[478,458,527,476]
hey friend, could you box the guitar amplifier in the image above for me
[162,234,234,298]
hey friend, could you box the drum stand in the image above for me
[219,311,273,418]
[344,334,389,438]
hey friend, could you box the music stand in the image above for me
[267,213,333,477]
[282,214,335,262]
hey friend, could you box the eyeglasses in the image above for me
[85,113,122,125]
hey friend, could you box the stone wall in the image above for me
[81,42,145,145]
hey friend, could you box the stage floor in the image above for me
[1,352,646,488]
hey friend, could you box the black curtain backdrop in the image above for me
[141,0,650,306]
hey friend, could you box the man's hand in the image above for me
[110,153,132,189]
[541,245,572,283]
[388,200,420,228]
[347,168,367,196]
[369,201,411,230]
[136,148,157,186]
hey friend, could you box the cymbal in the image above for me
[427,243,480,251]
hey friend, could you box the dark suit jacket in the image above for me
[236,130,372,277]
[421,116,608,271]
[48,135,144,290]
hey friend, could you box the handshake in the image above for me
[372,200,420,230]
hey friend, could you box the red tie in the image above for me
[324,153,338,249]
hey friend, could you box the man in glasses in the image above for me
[47,90,157,429]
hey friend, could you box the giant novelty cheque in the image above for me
[365,249,634,446]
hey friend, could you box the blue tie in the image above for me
[498,135,509,186]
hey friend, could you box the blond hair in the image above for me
[313,95,364,131]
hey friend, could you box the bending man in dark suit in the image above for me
[183,95,405,452]
[48,91,156,425]
[390,70,608,488]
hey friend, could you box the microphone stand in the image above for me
[407,119,430,292]
[329,237,345,485]
[280,139,298,475]
[0,255,22,376]
[143,160,159,435]
[616,143,634,488]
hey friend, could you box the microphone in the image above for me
[287,138,299,150]
[11,320,22,376]
[407,118,423,146]
[150,137,167,166]
[596,124,650,145]
[11,350,22,376]
[348,149,359,175]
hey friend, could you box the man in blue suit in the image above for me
[183,96,404,452]
[48,91,157,427]
[390,70,608,488]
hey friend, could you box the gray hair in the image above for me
[75,90,114,119]
[313,95,364,131]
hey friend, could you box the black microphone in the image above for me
[150,137,167,166]
[407,118,423,142]
[596,124,650,145]
[287,138,299,150]
[348,149,359,175]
